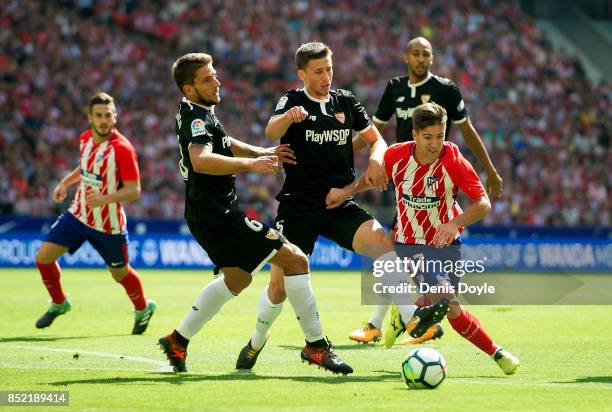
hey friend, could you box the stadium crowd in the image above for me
[1,0,609,226]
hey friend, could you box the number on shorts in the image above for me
[244,217,264,232]
[275,220,284,235]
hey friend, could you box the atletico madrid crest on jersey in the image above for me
[427,175,439,191]
[334,112,345,124]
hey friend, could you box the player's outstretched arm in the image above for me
[265,106,309,140]
[189,143,280,175]
[432,195,491,247]
[229,137,264,158]
[352,120,386,154]
[457,119,503,197]
[229,139,296,165]
[359,126,388,190]
[325,174,385,209]
[52,166,81,203]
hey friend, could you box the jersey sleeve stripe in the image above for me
[372,115,389,124]
[453,117,467,124]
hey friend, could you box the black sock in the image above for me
[173,330,190,348]
[306,338,327,348]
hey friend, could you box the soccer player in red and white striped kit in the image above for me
[34,92,156,334]
[328,102,519,374]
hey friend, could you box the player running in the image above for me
[34,92,156,335]
[350,37,503,345]
[336,102,519,374]
[235,42,448,372]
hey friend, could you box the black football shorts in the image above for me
[187,212,285,274]
[275,199,373,255]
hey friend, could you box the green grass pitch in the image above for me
[1,268,611,411]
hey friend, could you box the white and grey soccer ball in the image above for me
[401,347,446,389]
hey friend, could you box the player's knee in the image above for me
[225,273,252,295]
[109,267,128,282]
[35,248,52,265]
[379,233,394,246]
[275,243,309,274]
[288,247,309,274]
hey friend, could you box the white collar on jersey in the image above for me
[303,88,331,103]
[182,96,215,113]
[407,71,432,88]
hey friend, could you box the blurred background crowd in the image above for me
[1,0,609,227]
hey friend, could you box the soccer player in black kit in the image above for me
[235,42,448,371]
[350,37,504,346]
[158,52,352,374]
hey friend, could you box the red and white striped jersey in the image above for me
[68,128,139,234]
[384,141,486,245]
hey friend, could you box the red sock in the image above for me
[118,267,147,311]
[448,308,497,356]
[36,261,66,304]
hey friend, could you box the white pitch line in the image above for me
[1,345,610,389]
[1,344,172,372]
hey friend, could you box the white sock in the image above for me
[374,251,417,324]
[397,304,418,323]
[368,304,390,329]
[176,276,235,340]
[284,273,324,343]
[250,287,283,350]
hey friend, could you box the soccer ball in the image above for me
[401,348,446,389]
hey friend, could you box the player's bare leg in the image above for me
[34,242,71,328]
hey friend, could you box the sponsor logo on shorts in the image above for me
[265,228,279,240]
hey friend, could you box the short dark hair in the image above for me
[412,103,447,132]
[295,42,332,70]
[89,92,115,113]
[172,53,213,93]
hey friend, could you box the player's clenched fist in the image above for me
[283,106,309,123]
[52,183,68,203]
[249,155,282,174]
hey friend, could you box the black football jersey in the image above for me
[272,88,371,207]
[373,73,468,143]
[176,97,239,223]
